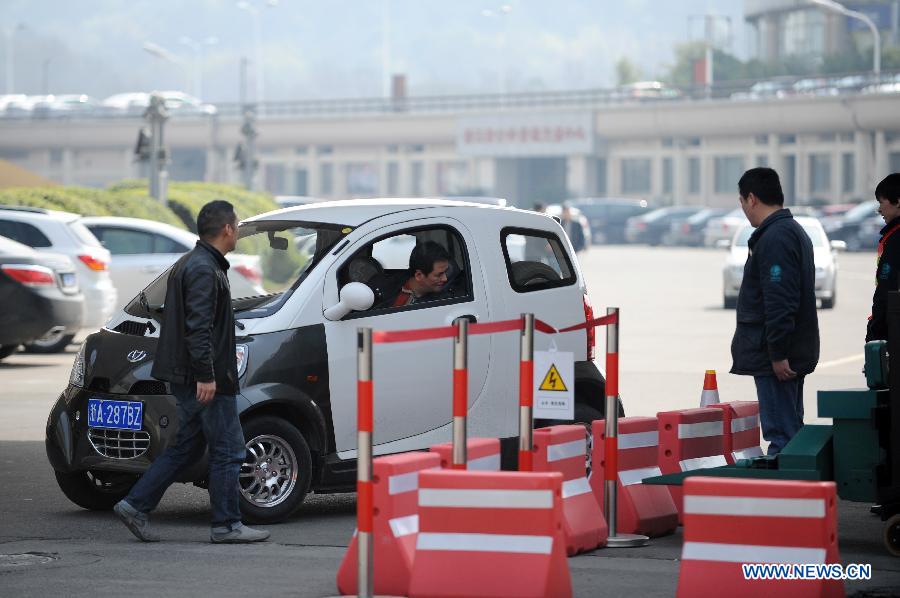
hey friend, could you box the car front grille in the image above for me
[129,381,168,395]
[88,428,150,460]
[112,320,149,336]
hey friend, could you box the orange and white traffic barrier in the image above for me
[712,401,764,464]
[430,437,501,471]
[408,469,572,598]
[677,477,843,598]
[591,416,678,537]
[533,424,608,554]
[700,369,720,407]
[336,452,440,596]
[658,408,726,523]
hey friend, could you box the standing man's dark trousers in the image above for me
[753,375,805,455]
[125,383,247,529]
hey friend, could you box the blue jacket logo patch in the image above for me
[880,262,892,281]
[769,264,782,283]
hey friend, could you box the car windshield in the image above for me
[844,201,877,222]
[124,220,349,320]
[734,222,827,248]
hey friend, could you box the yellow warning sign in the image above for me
[539,364,568,392]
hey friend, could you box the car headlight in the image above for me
[236,344,249,378]
[69,344,85,388]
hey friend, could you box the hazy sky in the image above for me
[3,0,746,103]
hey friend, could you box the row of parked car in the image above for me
[0,206,263,361]
[0,91,217,119]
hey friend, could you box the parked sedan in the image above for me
[81,216,265,309]
[821,201,878,251]
[0,236,84,360]
[667,208,729,246]
[703,208,748,247]
[722,217,845,309]
[624,206,703,245]
[568,198,649,244]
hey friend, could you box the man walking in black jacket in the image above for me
[866,173,900,342]
[730,168,819,455]
[114,200,269,544]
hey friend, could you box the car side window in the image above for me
[0,219,52,248]
[153,234,189,254]
[501,227,575,293]
[338,226,473,317]
[98,227,155,255]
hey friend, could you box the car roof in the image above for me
[80,216,197,242]
[0,205,80,222]
[244,198,518,227]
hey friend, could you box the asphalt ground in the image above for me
[1,245,899,597]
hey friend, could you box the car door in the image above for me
[322,218,492,455]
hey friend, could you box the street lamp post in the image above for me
[142,41,191,91]
[4,23,26,94]
[179,35,219,98]
[481,4,513,95]
[810,0,881,76]
[237,0,278,114]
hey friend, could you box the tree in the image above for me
[615,57,642,86]
[664,41,750,87]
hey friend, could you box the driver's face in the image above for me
[417,260,450,293]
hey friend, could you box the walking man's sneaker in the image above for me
[210,522,270,544]
[114,500,160,542]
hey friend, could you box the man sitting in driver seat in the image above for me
[383,241,453,307]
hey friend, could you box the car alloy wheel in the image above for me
[240,434,298,509]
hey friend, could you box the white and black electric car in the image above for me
[46,199,616,523]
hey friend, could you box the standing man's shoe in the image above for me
[210,522,270,544]
[114,500,160,542]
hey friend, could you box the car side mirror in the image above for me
[324,282,375,321]
[715,239,731,250]
[830,240,847,252]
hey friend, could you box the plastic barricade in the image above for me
[712,401,764,464]
[677,476,844,598]
[430,437,501,471]
[592,416,679,537]
[658,407,726,523]
[533,424,607,554]
[336,452,440,596]
[408,469,572,598]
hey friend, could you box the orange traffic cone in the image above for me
[700,370,720,407]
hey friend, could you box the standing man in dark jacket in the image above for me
[730,168,819,455]
[866,173,900,342]
[114,200,269,544]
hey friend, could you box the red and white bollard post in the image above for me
[356,328,374,597]
[452,318,469,469]
[603,308,649,548]
[519,313,535,472]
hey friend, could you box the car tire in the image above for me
[23,333,76,354]
[723,296,737,309]
[821,288,836,309]
[0,345,18,361]
[54,469,137,511]
[511,261,561,286]
[238,416,312,524]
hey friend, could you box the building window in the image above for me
[320,163,334,195]
[346,163,378,196]
[817,133,836,143]
[49,148,63,165]
[411,161,424,196]
[783,155,796,203]
[841,153,854,193]
[621,158,651,194]
[437,161,468,195]
[890,152,900,173]
[839,132,854,143]
[754,134,769,146]
[688,157,700,194]
[317,145,333,155]
[809,154,831,194]
[662,157,673,194]
[264,164,286,195]
[661,137,674,148]
[294,146,308,155]
[757,155,769,167]
[714,156,744,194]
[387,162,400,195]
[595,158,607,195]
[294,168,308,195]
[779,134,796,145]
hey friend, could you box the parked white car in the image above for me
[0,206,116,351]
[722,217,845,309]
[704,208,748,247]
[80,216,265,309]
[49,199,613,522]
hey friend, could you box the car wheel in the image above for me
[238,416,312,524]
[511,261,561,287]
[0,345,18,361]
[821,288,836,309]
[723,296,737,309]
[23,333,76,354]
[54,469,137,510]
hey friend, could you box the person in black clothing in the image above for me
[560,203,586,253]
[114,201,269,544]
[866,173,900,342]
[730,168,820,455]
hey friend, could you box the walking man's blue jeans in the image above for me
[125,383,247,528]
[754,374,805,455]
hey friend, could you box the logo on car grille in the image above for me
[127,350,148,363]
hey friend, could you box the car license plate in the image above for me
[87,398,143,431]
[60,272,76,288]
